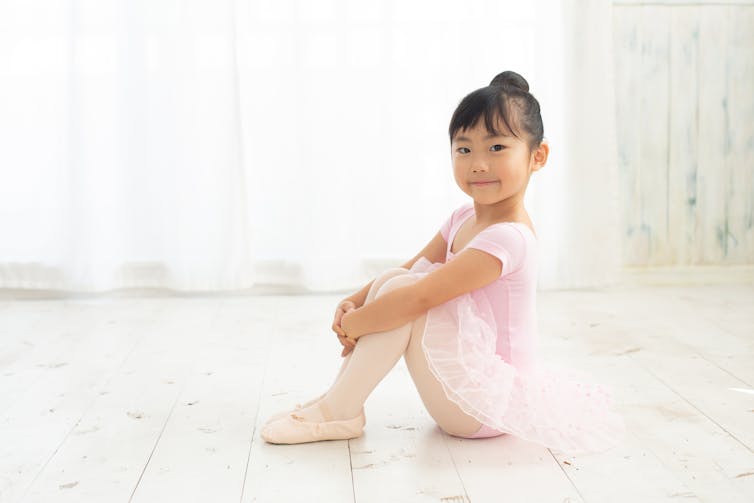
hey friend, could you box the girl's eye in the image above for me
[490,144,505,152]
[457,147,470,154]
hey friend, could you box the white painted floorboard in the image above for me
[1,277,752,502]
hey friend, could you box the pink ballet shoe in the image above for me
[260,401,366,444]
[263,392,328,425]
[264,393,368,428]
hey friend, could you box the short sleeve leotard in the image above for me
[408,202,625,455]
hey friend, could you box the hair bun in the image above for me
[489,71,529,92]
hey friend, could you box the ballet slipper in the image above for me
[263,392,328,425]
[260,400,366,444]
[264,396,368,428]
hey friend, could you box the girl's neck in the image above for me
[472,198,527,226]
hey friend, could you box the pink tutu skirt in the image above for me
[408,256,625,455]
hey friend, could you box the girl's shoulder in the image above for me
[459,201,474,212]
[452,202,475,219]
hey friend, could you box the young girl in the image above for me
[261,70,625,455]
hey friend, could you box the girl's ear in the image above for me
[531,140,549,172]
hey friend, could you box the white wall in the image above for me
[612,1,754,266]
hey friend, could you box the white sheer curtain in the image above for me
[0,0,619,293]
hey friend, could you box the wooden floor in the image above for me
[1,273,753,502]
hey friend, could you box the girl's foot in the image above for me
[290,395,365,423]
[260,400,366,444]
[264,392,328,425]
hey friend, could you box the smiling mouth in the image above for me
[471,181,498,185]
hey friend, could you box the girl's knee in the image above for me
[373,267,410,290]
[379,266,410,281]
[368,268,410,300]
[376,273,419,298]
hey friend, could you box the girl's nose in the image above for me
[471,157,489,172]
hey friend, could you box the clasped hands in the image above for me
[332,300,359,357]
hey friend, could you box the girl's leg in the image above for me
[403,305,486,437]
[291,271,424,422]
[266,268,414,423]
[294,273,485,438]
[269,267,412,421]
[321,270,483,436]
[325,267,413,390]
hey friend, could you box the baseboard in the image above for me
[617,265,754,286]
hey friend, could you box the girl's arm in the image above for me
[343,230,447,308]
[340,284,425,341]
[344,245,505,340]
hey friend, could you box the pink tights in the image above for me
[320,266,505,439]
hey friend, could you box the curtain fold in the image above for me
[0,0,620,293]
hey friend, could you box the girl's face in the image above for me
[451,117,547,207]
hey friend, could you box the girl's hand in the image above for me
[339,311,359,356]
[333,300,357,356]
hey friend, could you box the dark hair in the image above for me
[448,70,544,152]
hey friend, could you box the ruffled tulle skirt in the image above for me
[408,256,625,455]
